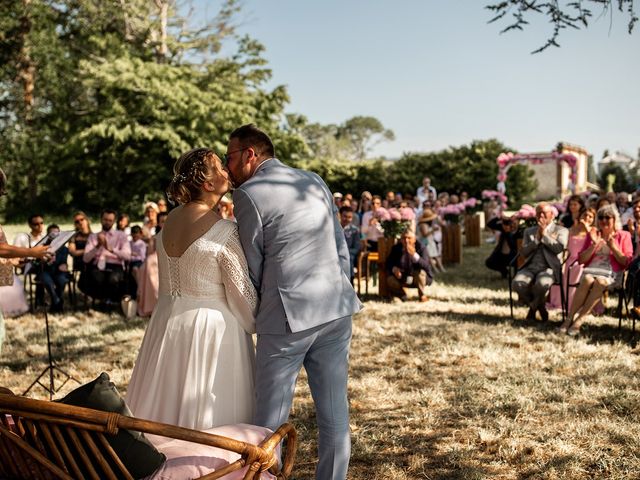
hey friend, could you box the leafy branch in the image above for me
[486,0,638,53]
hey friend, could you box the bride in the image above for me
[126,148,257,430]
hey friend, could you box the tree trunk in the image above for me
[154,0,168,59]
[17,0,37,204]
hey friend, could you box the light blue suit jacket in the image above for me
[233,158,363,334]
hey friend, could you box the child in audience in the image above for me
[129,226,147,275]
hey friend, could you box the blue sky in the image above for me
[195,1,639,163]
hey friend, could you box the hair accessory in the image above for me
[173,173,187,184]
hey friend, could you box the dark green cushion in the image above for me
[57,372,166,479]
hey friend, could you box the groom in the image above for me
[227,124,363,480]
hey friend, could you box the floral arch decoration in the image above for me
[496,152,578,195]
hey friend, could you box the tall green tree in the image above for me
[389,139,537,206]
[0,0,307,219]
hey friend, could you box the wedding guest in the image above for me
[339,206,360,282]
[117,213,131,240]
[157,198,168,213]
[13,213,46,251]
[129,226,147,272]
[349,197,361,228]
[416,176,437,205]
[485,214,519,278]
[37,224,70,313]
[417,208,445,273]
[557,204,632,336]
[13,213,47,306]
[68,211,92,298]
[512,202,568,322]
[385,230,433,302]
[361,195,384,251]
[82,209,131,305]
[142,201,159,239]
[383,191,395,208]
[357,191,373,224]
[136,213,166,316]
[560,194,586,229]
[548,207,596,312]
[617,192,630,219]
[596,196,611,211]
[68,211,92,272]
[624,199,640,309]
[333,192,343,209]
[0,168,50,355]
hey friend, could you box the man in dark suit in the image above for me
[385,230,433,302]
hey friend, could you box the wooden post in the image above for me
[442,223,462,265]
[464,214,481,247]
[376,237,396,298]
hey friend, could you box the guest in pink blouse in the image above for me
[557,205,633,336]
[82,209,131,304]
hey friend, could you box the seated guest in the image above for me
[68,211,92,296]
[361,195,384,252]
[560,194,585,229]
[512,202,568,322]
[13,213,46,251]
[385,230,433,302]
[117,213,131,240]
[339,206,360,282]
[624,199,640,307]
[558,204,633,336]
[37,224,70,313]
[485,214,519,278]
[82,209,131,304]
[13,213,47,307]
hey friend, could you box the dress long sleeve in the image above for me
[219,227,258,334]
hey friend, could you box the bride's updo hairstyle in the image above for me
[167,148,223,205]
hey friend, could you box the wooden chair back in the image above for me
[0,388,296,480]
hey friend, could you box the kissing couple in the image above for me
[126,124,363,480]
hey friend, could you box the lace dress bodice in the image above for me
[156,219,257,328]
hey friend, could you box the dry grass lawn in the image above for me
[1,242,639,479]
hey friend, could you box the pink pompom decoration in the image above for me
[389,208,402,221]
[374,207,391,221]
[399,207,415,221]
[497,173,507,182]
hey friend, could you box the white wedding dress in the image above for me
[126,219,258,430]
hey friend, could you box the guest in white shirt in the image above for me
[361,195,384,251]
[82,209,131,304]
[416,176,437,205]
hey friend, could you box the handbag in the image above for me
[0,258,13,287]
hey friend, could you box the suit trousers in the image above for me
[255,316,352,480]
[386,268,428,298]
[512,267,554,311]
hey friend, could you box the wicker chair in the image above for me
[0,387,296,480]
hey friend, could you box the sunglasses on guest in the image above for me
[597,215,613,221]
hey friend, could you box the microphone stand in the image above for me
[23,237,80,399]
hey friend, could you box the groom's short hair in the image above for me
[229,124,275,158]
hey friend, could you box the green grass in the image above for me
[1,241,639,479]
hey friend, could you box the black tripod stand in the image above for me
[23,249,79,399]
